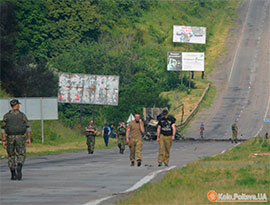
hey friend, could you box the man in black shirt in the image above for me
[157,109,176,167]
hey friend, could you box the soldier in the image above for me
[126,113,145,167]
[117,122,126,154]
[85,120,97,154]
[157,109,176,167]
[232,121,238,143]
[1,99,32,180]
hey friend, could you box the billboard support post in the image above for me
[181,72,183,84]
[80,104,83,126]
[187,44,191,89]
[189,72,191,89]
[40,98,44,144]
[41,120,44,144]
[93,104,96,122]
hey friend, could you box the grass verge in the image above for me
[0,120,117,157]
[118,136,270,205]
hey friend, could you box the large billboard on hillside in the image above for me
[173,25,206,44]
[182,52,204,71]
[58,73,119,106]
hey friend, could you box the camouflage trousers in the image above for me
[232,131,238,141]
[128,137,143,162]
[158,134,172,165]
[6,135,26,169]
[118,135,126,151]
[86,135,95,153]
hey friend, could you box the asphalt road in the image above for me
[186,0,270,140]
[0,0,269,205]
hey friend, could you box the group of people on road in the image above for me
[1,98,244,181]
[84,109,177,167]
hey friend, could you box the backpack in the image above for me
[5,111,27,135]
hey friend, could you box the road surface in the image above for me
[0,0,269,204]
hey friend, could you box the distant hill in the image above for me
[1,0,240,128]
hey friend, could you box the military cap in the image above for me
[10,99,21,107]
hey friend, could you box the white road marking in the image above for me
[84,166,176,205]
[252,71,270,138]
[123,166,176,193]
[228,0,251,82]
[84,196,113,205]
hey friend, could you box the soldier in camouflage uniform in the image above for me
[85,120,97,154]
[126,114,145,167]
[232,121,238,143]
[1,99,32,180]
[117,122,126,154]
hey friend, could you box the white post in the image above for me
[40,98,44,144]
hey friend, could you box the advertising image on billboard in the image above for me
[58,73,119,106]
[182,52,205,71]
[167,52,182,71]
[173,25,206,44]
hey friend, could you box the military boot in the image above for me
[17,163,23,180]
[137,160,142,167]
[10,168,17,180]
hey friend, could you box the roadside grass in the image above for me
[118,136,270,205]
[0,120,117,157]
[161,81,210,123]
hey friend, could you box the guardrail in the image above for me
[176,83,211,132]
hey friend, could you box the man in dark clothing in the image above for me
[102,124,111,147]
[157,109,176,167]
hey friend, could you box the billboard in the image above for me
[173,25,206,44]
[58,73,119,106]
[182,52,204,71]
[0,98,58,120]
[167,52,182,71]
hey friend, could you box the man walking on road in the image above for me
[126,113,145,167]
[157,109,176,167]
[1,99,32,180]
[85,120,97,154]
[102,123,111,147]
[117,122,126,154]
[232,121,238,143]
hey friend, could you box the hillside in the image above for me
[0,0,240,147]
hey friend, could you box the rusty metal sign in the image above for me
[58,73,119,106]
